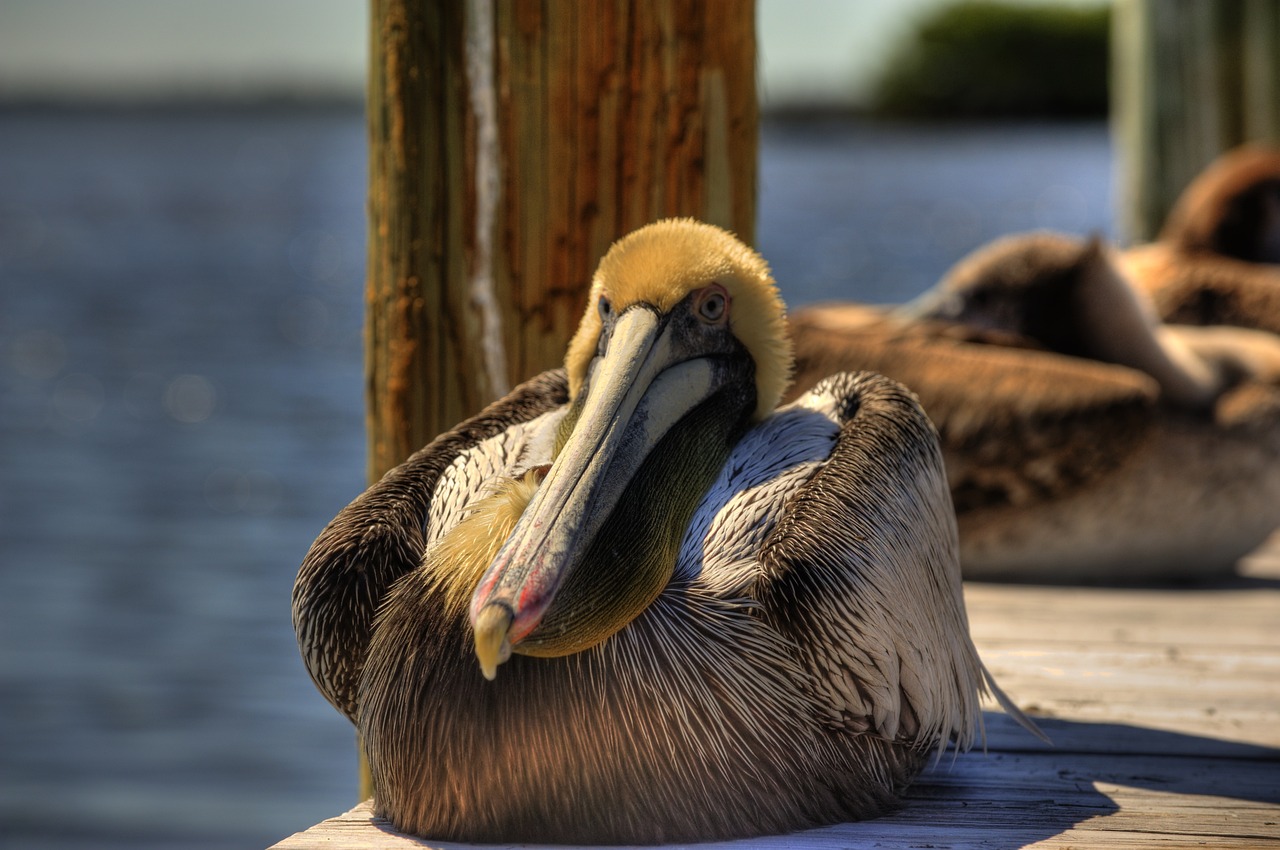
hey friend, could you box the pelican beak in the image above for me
[473,603,513,681]
[468,303,744,679]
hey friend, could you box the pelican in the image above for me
[293,219,1036,844]
[789,232,1280,582]
[1121,146,1280,334]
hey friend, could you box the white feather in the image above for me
[425,407,566,548]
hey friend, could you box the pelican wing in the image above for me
[1123,244,1280,335]
[756,372,984,751]
[292,369,569,721]
[789,310,1159,512]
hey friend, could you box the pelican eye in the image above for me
[696,286,728,324]
[597,296,612,321]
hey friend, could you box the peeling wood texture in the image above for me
[365,0,758,484]
[1113,0,1280,243]
[272,539,1280,849]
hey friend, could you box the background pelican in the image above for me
[790,232,1280,582]
[1122,146,1280,334]
[293,219,1033,844]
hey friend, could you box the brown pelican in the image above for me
[293,219,1036,844]
[790,232,1280,582]
[1159,145,1280,263]
[1121,146,1280,334]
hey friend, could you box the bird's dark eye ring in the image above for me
[697,289,727,323]
[597,296,612,320]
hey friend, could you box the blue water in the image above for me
[0,105,1112,849]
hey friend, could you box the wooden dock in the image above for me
[273,537,1280,849]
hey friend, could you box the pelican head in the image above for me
[900,231,1109,356]
[904,231,1228,409]
[1160,145,1280,263]
[468,219,791,678]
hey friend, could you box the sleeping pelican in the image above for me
[293,219,1035,844]
[1158,145,1280,263]
[790,232,1280,582]
[1122,146,1280,334]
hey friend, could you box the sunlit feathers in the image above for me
[564,219,792,420]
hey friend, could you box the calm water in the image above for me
[0,105,1112,849]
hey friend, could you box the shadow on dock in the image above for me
[870,712,1280,850]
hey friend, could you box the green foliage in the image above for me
[873,1,1110,119]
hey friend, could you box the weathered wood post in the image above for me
[1112,0,1280,244]
[363,0,757,797]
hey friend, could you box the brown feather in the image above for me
[787,232,1280,582]
[354,371,987,844]
[1158,145,1280,262]
[788,308,1157,512]
[1124,243,1280,335]
[291,369,568,722]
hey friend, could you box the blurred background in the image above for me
[1,1,1118,847]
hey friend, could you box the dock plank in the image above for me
[271,539,1280,849]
